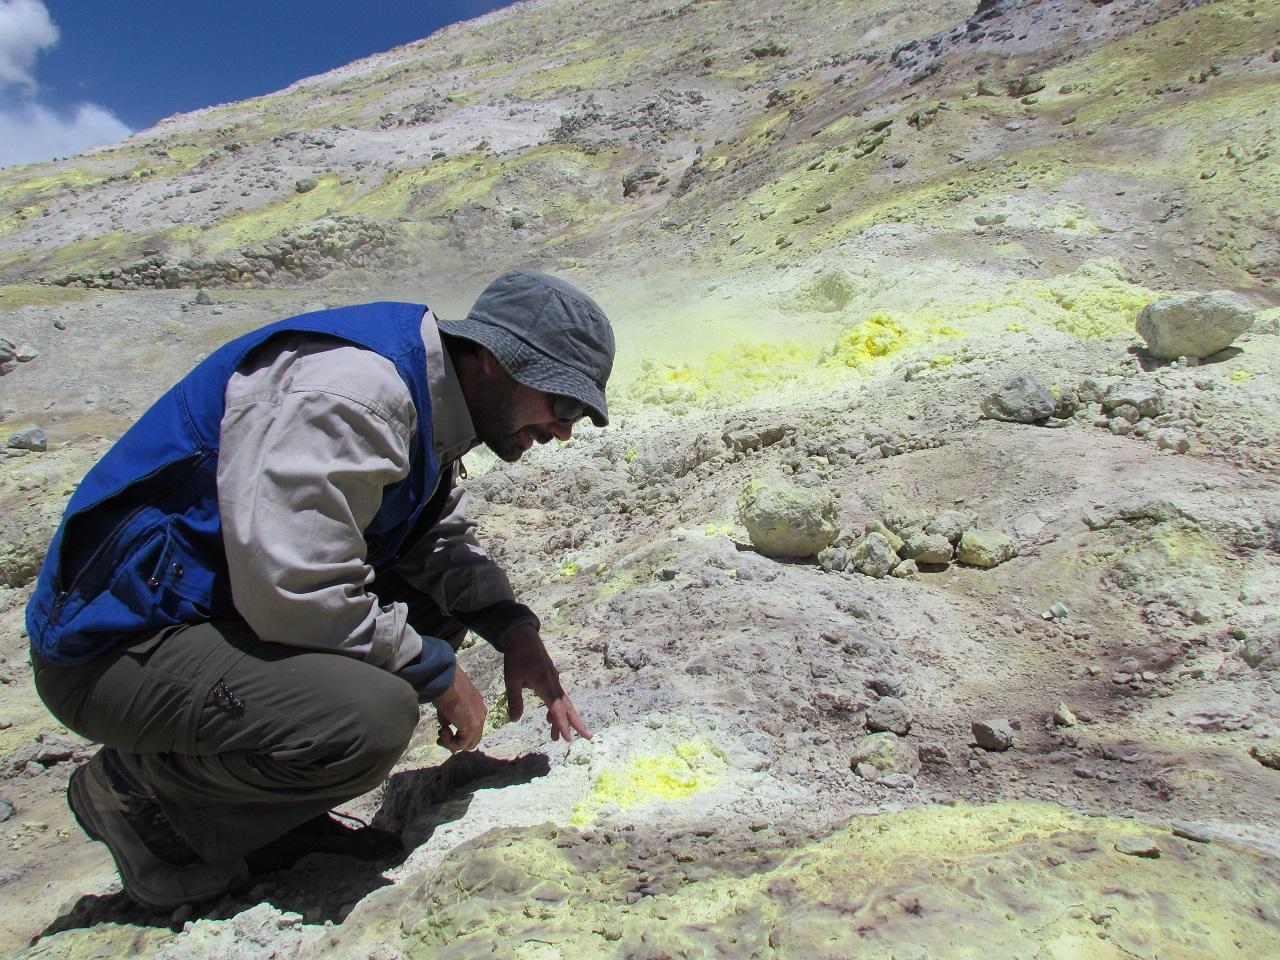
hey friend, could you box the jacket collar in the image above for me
[421,309,478,466]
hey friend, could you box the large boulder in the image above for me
[1135,291,1255,360]
[980,374,1056,423]
[737,476,837,559]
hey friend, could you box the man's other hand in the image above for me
[502,625,593,742]
[431,665,486,752]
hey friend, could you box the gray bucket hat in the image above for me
[438,270,615,427]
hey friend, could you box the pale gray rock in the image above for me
[981,374,1056,423]
[851,532,898,578]
[864,520,904,553]
[956,528,1018,568]
[878,772,915,789]
[295,177,318,193]
[817,545,850,573]
[6,426,46,452]
[737,475,837,558]
[14,344,38,362]
[1102,380,1164,420]
[1136,291,1255,360]
[1154,429,1190,453]
[1053,702,1078,727]
[903,531,953,565]
[1171,822,1213,844]
[866,696,913,735]
[972,718,1015,751]
[891,558,918,578]
[926,510,975,544]
[195,288,215,305]
[850,732,921,776]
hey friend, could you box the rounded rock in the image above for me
[866,697,913,736]
[1136,291,1255,360]
[737,476,837,559]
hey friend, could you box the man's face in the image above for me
[471,369,576,463]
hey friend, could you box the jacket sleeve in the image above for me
[392,474,539,650]
[216,338,452,680]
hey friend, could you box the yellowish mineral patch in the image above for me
[370,801,1280,959]
[570,739,725,825]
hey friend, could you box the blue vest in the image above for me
[27,302,444,665]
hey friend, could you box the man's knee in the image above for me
[330,669,421,770]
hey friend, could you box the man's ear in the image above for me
[478,347,502,378]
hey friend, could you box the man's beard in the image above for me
[469,378,550,463]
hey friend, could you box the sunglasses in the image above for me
[552,395,586,424]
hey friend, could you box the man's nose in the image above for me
[549,420,574,442]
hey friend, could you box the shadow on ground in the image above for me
[30,751,551,945]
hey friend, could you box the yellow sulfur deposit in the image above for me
[571,739,724,825]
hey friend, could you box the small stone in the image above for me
[295,177,318,193]
[854,761,880,782]
[0,796,13,822]
[981,374,1056,423]
[864,521,904,553]
[851,532,898,579]
[7,426,47,452]
[194,288,214,306]
[1153,429,1190,453]
[15,345,38,362]
[972,718,1015,751]
[1114,836,1160,858]
[891,558,918,578]
[956,529,1018,568]
[1250,742,1280,771]
[878,773,915,789]
[53,318,67,330]
[866,697,913,736]
[1053,702,1077,727]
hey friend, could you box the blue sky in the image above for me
[0,0,518,168]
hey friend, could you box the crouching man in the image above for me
[26,269,613,909]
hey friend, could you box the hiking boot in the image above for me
[67,748,247,910]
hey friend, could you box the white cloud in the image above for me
[0,2,131,167]
[0,100,131,166]
[0,0,58,90]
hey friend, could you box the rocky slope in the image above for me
[1,0,1279,956]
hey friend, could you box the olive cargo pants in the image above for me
[32,574,464,863]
